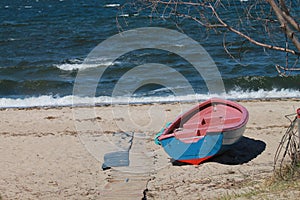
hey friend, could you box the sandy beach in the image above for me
[1,99,300,199]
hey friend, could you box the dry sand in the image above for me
[0,99,300,199]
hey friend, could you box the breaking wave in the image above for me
[0,88,299,108]
[54,58,121,71]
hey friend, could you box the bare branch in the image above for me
[142,0,300,72]
[279,0,290,15]
[222,32,248,67]
[267,0,300,52]
[146,0,205,7]
[208,3,300,56]
[282,12,300,32]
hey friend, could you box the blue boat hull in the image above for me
[160,133,223,164]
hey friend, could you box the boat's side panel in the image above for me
[160,133,223,161]
[221,125,246,145]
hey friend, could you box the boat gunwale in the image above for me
[158,98,249,141]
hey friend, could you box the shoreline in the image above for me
[0,99,300,199]
[0,96,299,111]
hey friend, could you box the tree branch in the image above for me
[282,12,300,32]
[267,0,300,52]
[208,3,300,56]
[143,0,300,72]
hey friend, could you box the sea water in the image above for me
[1,0,299,108]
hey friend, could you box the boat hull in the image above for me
[222,124,246,145]
[160,127,245,165]
[160,133,223,165]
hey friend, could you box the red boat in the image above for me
[155,98,249,165]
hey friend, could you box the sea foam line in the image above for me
[0,88,299,108]
[104,4,120,8]
[55,61,121,71]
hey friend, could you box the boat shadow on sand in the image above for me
[172,136,266,166]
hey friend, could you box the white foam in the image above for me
[55,63,96,71]
[225,88,300,99]
[104,4,120,8]
[118,14,129,17]
[0,88,299,108]
[55,61,120,71]
[118,13,139,17]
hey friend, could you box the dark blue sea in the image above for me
[1,0,299,108]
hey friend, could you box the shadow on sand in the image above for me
[172,136,266,166]
[211,136,266,165]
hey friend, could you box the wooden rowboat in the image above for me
[155,98,249,165]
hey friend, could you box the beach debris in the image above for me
[101,132,133,170]
[101,132,155,173]
[102,151,130,170]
